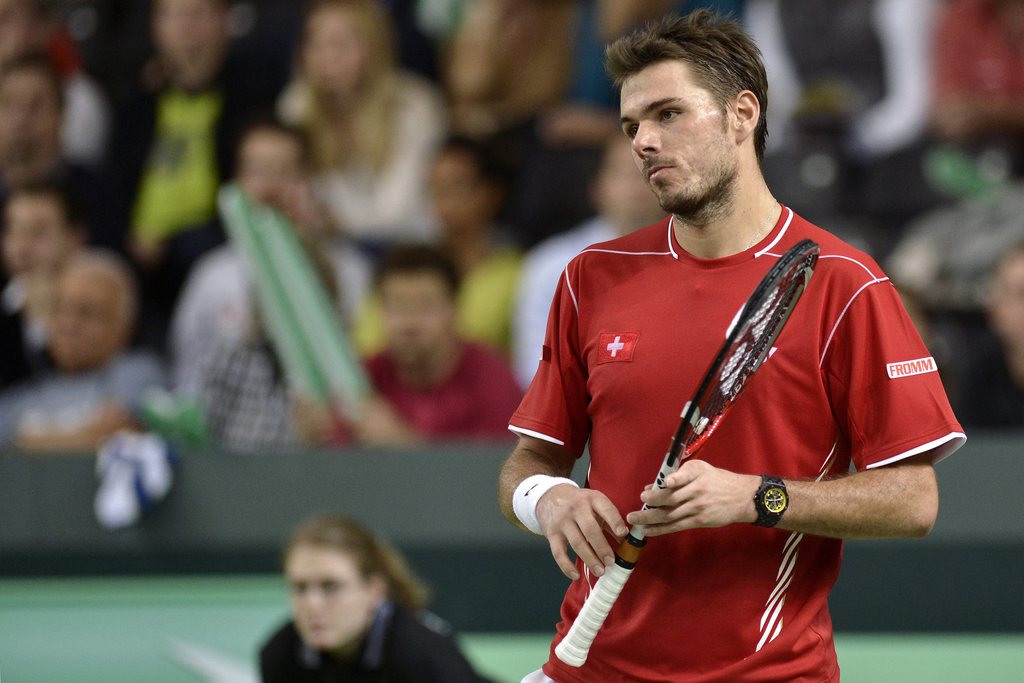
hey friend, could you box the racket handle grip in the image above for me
[554,560,635,667]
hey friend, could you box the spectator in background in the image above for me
[446,1,741,246]
[0,55,63,198]
[748,0,936,164]
[170,117,370,398]
[531,1,727,152]
[354,136,520,356]
[357,244,522,443]
[885,182,1024,313]
[929,0,1024,197]
[278,0,447,248]
[259,513,491,682]
[171,119,373,453]
[194,240,351,452]
[108,0,284,348]
[513,134,664,387]
[536,1,730,151]
[0,0,111,167]
[955,243,1024,428]
[0,249,165,452]
[427,136,520,354]
[746,0,940,249]
[442,0,579,245]
[0,55,111,235]
[0,183,85,388]
[443,0,576,140]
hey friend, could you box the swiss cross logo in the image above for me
[597,333,639,364]
[886,356,937,379]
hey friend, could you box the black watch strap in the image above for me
[753,475,788,528]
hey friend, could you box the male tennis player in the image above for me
[498,11,965,683]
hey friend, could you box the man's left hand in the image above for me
[626,460,760,535]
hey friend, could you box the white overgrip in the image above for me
[554,562,635,667]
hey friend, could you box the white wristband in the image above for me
[513,474,579,535]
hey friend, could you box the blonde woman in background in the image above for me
[278,0,448,248]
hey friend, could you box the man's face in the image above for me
[0,66,62,169]
[152,0,228,89]
[48,266,129,372]
[989,251,1024,352]
[236,130,306,209]
[2,193,76,278]
[0,0,46,66]
[429,149,503,239]
[619,60,738,221]
[286,544,385,655]
[380,270,457,372]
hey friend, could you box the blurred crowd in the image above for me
[1,0,1023,459]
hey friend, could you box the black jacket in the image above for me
[259,602,493,683]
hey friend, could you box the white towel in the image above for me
[94,431,176,530]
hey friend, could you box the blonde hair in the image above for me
[285,513,430,611]
[294,0,398,172]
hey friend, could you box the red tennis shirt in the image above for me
[510,206,965,682]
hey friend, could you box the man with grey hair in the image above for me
[0,249,165,451]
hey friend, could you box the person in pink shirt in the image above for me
[362,244,523,443]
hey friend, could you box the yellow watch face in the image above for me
[762,486,788,514]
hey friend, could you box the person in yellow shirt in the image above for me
[109,0,284,346]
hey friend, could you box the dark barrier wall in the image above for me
[2,432,1023,632]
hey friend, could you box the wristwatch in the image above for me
[753,475,788,528]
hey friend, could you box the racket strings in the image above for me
[743,272,805,364]
[683,251,816,452]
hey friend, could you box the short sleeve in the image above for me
[822,280,964,470]
[509,267,591,457]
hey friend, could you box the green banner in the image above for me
[218,185,370,421]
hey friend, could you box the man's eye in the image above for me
[661,110,679,121]
[625,125,638,138]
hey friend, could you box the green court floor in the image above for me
[1,576,1021,682]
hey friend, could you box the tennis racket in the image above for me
[554,238,820,667]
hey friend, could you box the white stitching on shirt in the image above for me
[756,443,837,652]
[818,275,890,368]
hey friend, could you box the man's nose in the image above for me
[632,122,662,157]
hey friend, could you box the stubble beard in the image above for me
[655,157,738,227]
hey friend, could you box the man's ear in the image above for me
[730,90,760,146]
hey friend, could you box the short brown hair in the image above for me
[374,244,461,297]
[5,181,86,229]
[605,10,769,163]
[234,114,313,170]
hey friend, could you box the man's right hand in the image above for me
[536,485,628,581]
